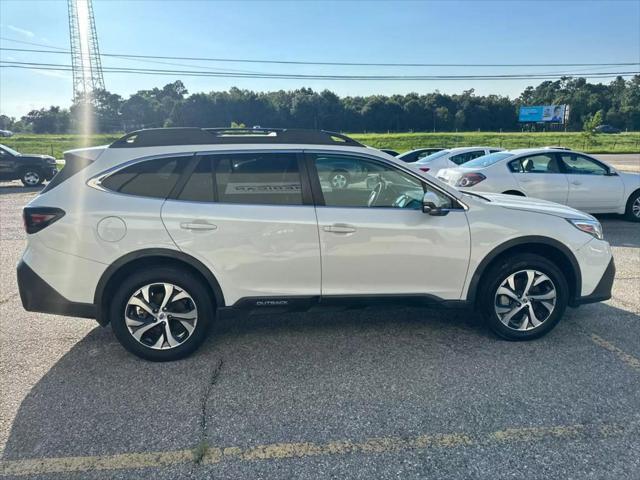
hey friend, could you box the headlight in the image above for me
[567,218,603,240]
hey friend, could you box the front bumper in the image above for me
[17,259,96,319]
[44,166,58,180]
[570,257,615,307]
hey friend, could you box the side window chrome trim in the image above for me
[87,152,194,194]
[303,148,468,211]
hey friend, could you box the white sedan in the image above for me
[437,148,640,221]
[410,146,503,176]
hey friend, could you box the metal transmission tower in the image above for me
[67,0,105,100]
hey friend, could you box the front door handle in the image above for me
[571,180,582,186]
[180,221,218,231]
[323,224,356,234]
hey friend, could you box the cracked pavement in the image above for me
[0,167,639,479]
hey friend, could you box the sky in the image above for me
[1,0,639,118]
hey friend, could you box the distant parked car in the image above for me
[315,155,370,189]
[0,130,13,137]
[0,144,58,186]
[411,146,503,176]
[379,148,400,156]
[594,125,621,134]
[436,148,640,222]
[396,147,445,163]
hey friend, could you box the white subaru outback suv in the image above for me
[18,128,615,361]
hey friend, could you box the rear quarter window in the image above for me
[101,156,186,199]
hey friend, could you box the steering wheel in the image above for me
[367,177,387,207]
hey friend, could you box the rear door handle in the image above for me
[323,224,356,234]
[180,221,218,231]
[571,180,582,186]
[519,178,532,183]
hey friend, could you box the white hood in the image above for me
[469,192,595,221]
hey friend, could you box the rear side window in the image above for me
[214,153,303,205]
[178,156,214,202]
[450,150,486,166]
[102,156,185,198]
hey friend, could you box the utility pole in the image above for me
[68,0,105,101]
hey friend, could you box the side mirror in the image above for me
[422,191,449,216]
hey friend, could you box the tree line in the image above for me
[1,75,639,134]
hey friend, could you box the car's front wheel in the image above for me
[625,190,640,222]
[20,169,43,187]
[480,253,568,340]
[110,266,214,361]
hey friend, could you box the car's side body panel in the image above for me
[315,206,470,299]
[162,200,322,304]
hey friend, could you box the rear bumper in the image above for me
[570,257,615,306]
[17,259,96,319]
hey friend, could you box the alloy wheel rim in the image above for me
[331,174,348,189]
[633,197,640,218]
[494,269,556,331]
[24,172,40,185]
[124,283,198,350]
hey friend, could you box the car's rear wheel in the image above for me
[480,253,568,340]
[20,169,43,187]
[110,266,214,361]
[624,190,640,222]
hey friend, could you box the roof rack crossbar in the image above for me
[110,127,363,148]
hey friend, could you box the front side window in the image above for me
[313,154,450,209]
[509,154,561,174]
[559,154,608,175]
[101,156,185,198]
[214,153,303,205]
[450,150,486,166]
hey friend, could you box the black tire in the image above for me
[624,190,640,222]
[328,170,350,189]
[479,253,568,341]
[20,168,43,187]
[110,266,214,361]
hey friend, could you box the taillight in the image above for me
[419,167,430,172]
[456,173,486,187]
[23,207,65,234]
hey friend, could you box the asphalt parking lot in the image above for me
[0,161,639,479]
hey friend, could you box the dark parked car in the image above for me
[396,147,445,163]
[0,144,58,186]
[595,125,621,134]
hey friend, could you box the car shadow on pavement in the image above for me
[1,307,484,461]
[2,302,638,464]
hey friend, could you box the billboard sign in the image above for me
[519,105,567,123]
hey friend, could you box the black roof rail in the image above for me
[110,127,364,148]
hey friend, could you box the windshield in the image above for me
[416,150,450,164]
[462,152,513,169]
[0,145,20,156]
